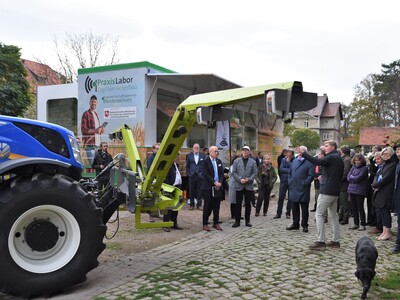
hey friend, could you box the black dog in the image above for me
[355,236,378,299]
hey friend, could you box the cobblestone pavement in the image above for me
[3,198,400,300]
[60,199,399,300]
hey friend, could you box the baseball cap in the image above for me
[242,146,250,151]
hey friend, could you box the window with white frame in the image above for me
[322,132,330,140]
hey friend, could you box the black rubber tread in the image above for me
[0,173,106,298]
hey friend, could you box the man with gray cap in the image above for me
[231,146,258,227]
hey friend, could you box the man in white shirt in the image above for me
[186,143,205,210]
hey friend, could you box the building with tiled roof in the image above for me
[290,94,343,147]
[22,59,64,118]
[359,127,400,153]
[22,59,63,94]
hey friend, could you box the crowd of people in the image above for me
[79,91,400,253]
[282,141,400,252]
[140,140,400,254]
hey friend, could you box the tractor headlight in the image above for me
[69,135,82,164]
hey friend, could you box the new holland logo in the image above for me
[85,76,95,93]
[0,143,10,159]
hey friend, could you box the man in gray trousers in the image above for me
[296,140,344,249]
[231,146,258,228]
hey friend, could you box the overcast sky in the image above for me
[2,0,400,104]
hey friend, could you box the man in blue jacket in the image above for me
[297,140,344,249]
[274,149,294,219]
[287,146,315,233]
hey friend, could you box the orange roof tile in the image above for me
[22,59,63,93]
[359,127,400,146]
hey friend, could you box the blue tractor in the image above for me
[0,115,107,297]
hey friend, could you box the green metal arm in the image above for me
[111,125,185,228]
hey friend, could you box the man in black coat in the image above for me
[162,154,184,232]
[92,142,113,189]
[297,140,344,249]
[392,144,400,253]
[277,149,288,178]
[256,151,263,167]
[366,145,381,228]
[201,146,224,231]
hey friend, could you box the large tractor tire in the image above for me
[0,173,106,298]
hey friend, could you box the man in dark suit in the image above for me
[163,153,184,232]
[186,143,205,210]
[277,149,288,178]
[201,145,224,231]
[256,151,263,167]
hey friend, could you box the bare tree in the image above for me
[54,30,119,83]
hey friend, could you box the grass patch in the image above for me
[272,274,282,281]
[374,271,400,290]
[330,272,341,280]
[336,284,348,297]
[239,285,252,292]
[186,260,202,266]
[106,242,123,250]
[124,265,227,299]
[94,297,126,300]
[214,279,225,287]
[378,292,400,300]
[256,275,264,281]
[373,271,400,299]
[134,283,179,299]
[145,266,211,287]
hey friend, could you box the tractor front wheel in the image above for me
[0,173,106,298]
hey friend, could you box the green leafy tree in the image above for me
[283,123,296,138]
[346,59,400,148]
[351,74,383,134]
[0,43,32,116]
[291,128,320,151]
[374,59,400,126]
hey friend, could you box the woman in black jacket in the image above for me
[371,147,399,241]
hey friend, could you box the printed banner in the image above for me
[216,120,230,150]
